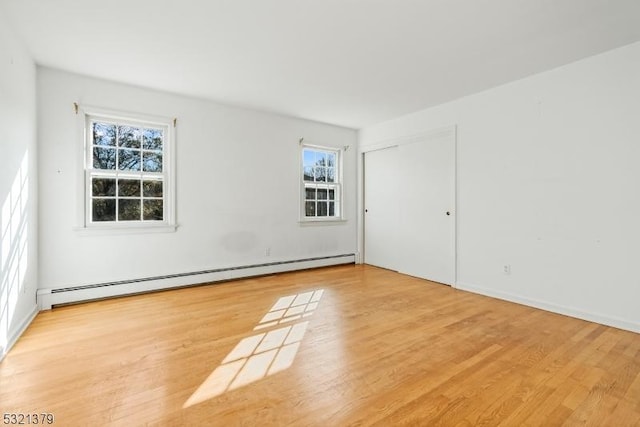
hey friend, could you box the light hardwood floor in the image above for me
[1,265,639,426]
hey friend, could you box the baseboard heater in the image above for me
[37,253,356,310]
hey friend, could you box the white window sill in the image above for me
[299,218,347,226]
[73,224,178,236]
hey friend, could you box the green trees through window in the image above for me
[89,119,166,223]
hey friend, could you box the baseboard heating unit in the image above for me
[37,253,356,310]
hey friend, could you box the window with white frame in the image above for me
[84,112,174,227]
[301,145,342,220]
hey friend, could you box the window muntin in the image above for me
[301,146,342,220]
[86,117,169,225]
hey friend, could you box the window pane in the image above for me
[118,126,141,148]
[303,166,314,182]
[316,152,327,166]
[118,179,140,197]
[92,178,116,197]
[143,128,163,150]
[317,201,328,216]
[143,200,163,220]
[93,122,116,146]
[305,201,316,217]
[305,188,316,200]
[327,167,335,183]
[118,199,141,221]
[119,149,141,171]
[143,152,163,172]
[143,180,163,197]
[93,147,116,170]
[300,147,340,220]
[303,149,315,168]
[92,199,115,222]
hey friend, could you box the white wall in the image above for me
[359,41,640,332]
[38,68,357,291]
[0,13,38,358]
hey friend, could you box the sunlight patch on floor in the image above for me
[255,289,323,330]
[183,289,323,408]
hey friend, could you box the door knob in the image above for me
[446,211,450,215]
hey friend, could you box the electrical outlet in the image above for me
[503,265,511,275]
[266,247,271,256]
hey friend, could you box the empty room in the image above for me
[1,0,640,425]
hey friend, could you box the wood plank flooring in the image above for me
[1,265,639,426]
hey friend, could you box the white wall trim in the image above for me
[1,304,38,361]
[356,149,364,264]
[37,254,356,310]
[457,281,640,334]
[452,125,459,287]
[72,223,178,235]
[359,125,456,154]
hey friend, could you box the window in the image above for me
[82,109,175,229]
[301,145,342,220]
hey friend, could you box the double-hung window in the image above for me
[83,110,175,229]
[301,145,342,220]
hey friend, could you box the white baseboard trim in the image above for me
[37,254,356,310]
[456,281,640,334]
[1,304,38,361]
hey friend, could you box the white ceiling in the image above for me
[2,0,640,129]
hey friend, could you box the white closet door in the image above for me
[396,134,456,285]
[363,130,456,285]
[364,146,399,271]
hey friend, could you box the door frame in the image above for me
[357,125,458,287]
